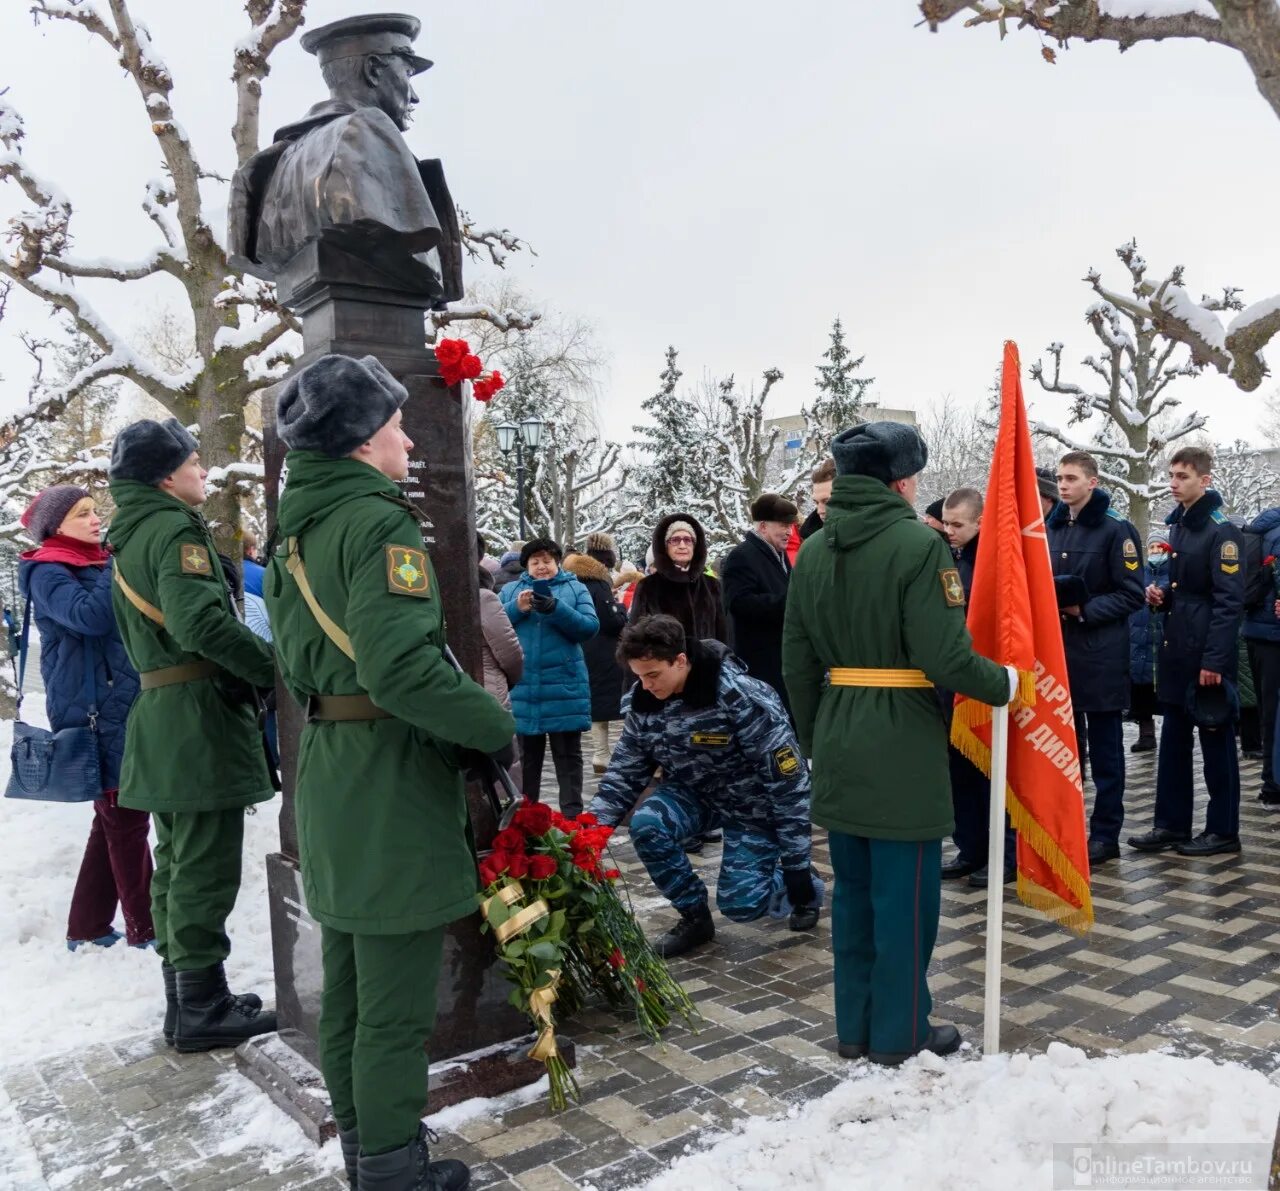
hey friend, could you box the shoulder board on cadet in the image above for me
[1211,508,1229,525]
[1106,508,1125,523]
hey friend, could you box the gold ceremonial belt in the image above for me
[828,667,934,689]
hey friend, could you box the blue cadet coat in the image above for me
[1046,489,1145,713]
[17,558,141,793]
[590,639,813,873]
[1242,507,1280,645]
[1153,490,1245,704]
[501,567,599,735]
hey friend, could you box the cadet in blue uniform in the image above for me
[1047,452,1145,864]
[1129,447,1245,857]
[590,614,821,958]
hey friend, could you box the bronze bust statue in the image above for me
[229,13,462,306]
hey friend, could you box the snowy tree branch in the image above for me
[458,208,536,269]
[431,303,541,334]
[232,0,308,168]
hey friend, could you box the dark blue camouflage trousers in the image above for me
[630,784,789,921]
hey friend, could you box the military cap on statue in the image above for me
[832,421,928,484]
[300,13,433,75]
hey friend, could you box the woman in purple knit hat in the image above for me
[17,485,154,950]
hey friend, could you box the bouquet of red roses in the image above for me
[478,800,698,1110]
[433,337,505,402]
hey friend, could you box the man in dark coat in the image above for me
[1048,452,1145,864]
[1241,504,1280,805]
[1130,447,1245,857]
[721,493,797,710]
[939,488,1014,887]
[630,513,728,644]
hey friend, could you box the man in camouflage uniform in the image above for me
[590,614,821,958]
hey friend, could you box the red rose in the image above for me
[1265,555,1277,567]
[473,379,494,402]
[439,363,465,388]
[434,338,469,367]
[478,860,498,887]
[513,801,554,837]
[487,851,511,877]
[607,947,625,970]
[603,868,621,880]
[506,852,529,879]
[526,854,557,880]
[459,353,484,380]
[572,855,597,875]
[488,369,505,392]
[492,827,526,854]
[575,813,598,827]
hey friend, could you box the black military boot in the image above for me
[653,905,714,959]
[174,964,277,1053]
[339,1126,360,1190]
[356,1125,469,1191]
[869,1022,962,1068]
[162,962,177,1046]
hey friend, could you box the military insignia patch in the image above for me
[774,745,801,777]
[939,568,966,607]
[1222,541,1239,562]
[179,543,212,575]
[1123,539,1137,558]
[386,545,431,597]
[690,732,731,747]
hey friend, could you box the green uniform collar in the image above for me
[824,474,918,552]
[107,479,208,550]
[277,451,405,537]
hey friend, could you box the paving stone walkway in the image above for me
[4,731,1278,1189]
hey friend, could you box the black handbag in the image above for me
[5,599,103,803]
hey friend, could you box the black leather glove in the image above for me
[530,593,558,614]
[1053,574,1089,609]
[783,867,817,909]
[459,743,515,783]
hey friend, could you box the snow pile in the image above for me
[643,1044,1280,1191]
[0,720,279,1068]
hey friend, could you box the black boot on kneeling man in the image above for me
[356,1124,469,1191]
[174,964,276,1053]
[654,904,715,959]
[869,1022,962,1068]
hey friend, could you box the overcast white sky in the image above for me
[1,1,1277,447]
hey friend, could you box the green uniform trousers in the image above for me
[828,831,942,1055]
[318,926,444,1157]
[151,809,244,970]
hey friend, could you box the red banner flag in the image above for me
[951,342,1094,933]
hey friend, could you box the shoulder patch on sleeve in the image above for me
[1221,539,1240,573]
[178,543,213,576]
[939,568,966,608]
[1211,508,1229,524]
[386,545,431,597]
[773,745,801,777]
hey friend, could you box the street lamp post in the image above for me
[495,416,545,539]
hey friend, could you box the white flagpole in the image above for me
[983,702,1011,1057]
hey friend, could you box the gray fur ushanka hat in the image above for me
[276,353,408,458]
[832,421,928,484]
[109,418,199,485]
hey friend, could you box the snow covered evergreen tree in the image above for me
[805,317,874,450]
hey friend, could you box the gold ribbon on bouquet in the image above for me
[528,969,562,1062]
[481,879,551,946]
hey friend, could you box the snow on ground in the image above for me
[643,1043,1280,1191]
[0,718,278,1067]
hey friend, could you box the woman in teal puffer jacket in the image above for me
[501,537,599,816]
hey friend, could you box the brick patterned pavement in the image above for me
[5,734,1278,1189]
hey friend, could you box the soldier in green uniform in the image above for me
[265,354,515,1191]
[107,418,278,1053]
[783,422,1014,1066]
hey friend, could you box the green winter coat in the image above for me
[782,475,1010,841]
[264,452,516,936]
[107,480,276,813]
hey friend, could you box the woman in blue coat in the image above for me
[17,485,152,950]
[501,537,598,818]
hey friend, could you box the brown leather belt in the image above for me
[139,660,221,690]
[307,694,393,722]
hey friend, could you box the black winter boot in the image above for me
[174,963,277,1053]
[162,962,177,1046]
[339,1126,360,1190]
[356,1125,469,1190]
[653,905,714,959]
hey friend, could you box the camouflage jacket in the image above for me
[590,640,812,871]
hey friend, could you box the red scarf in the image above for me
[21,534,110,568]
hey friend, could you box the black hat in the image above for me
[1186,681,1238,730]
[924,498,945,522]
[1035,468,1059,503]
[750,493,798,524]
[301,13,432,75]
[521,538,562,567]
[832,421,928,484]
[109,418,199,485]
[276,354,408,458]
